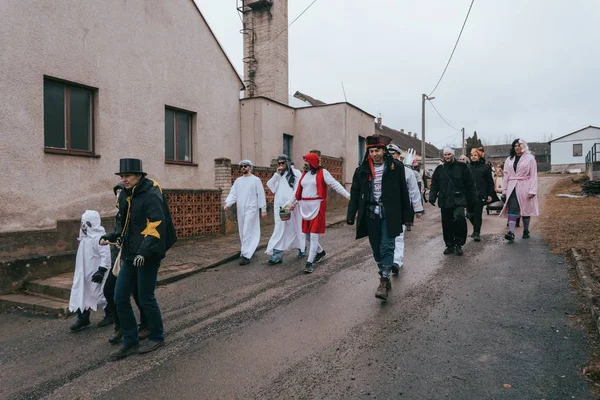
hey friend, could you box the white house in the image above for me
[549,126,600,172]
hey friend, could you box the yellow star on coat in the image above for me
[141,219,162,239]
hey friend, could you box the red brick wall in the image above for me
[164,189,222,238]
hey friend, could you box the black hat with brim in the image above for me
[115,158,147,176]
[366,134,393,148]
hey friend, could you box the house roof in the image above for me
[484,142,550,158]
[190,0,244,89]
[239,95,376,118]
[375,124,441,158]
[548,125,600,143]
[293,91,326,106]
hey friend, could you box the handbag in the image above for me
[112,247,122,277]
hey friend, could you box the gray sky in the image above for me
[195,0,600,148]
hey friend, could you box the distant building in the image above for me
[484,142,551,171]
[549,126,600,172]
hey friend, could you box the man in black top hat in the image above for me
[100,158,176,360]
[347,135,412,301]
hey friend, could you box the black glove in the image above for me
[115,236,122,247]
[91,267,108,283]
[501,194,506,203]
[346,219,355,225]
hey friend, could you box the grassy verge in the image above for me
[539,176,600,277]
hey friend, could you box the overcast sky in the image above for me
[195,0,599,148]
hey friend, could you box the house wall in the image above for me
[0,0,242,233]
[240,98,295,166]
[551,127,600,167]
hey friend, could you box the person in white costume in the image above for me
[290,152,350,274]
[69,210,111,332]
[225,160,267,265]
[387,145,424,272]
[266,155,306,265]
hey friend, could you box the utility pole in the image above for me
[421,94,426,170]
[461,127,465,155]
[421,94,435,170]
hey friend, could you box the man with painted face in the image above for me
[290,152,350,273]
[265,155,305,265]
[100,158,176,360]
[69,210,111,332]
[224,160,267,265]
[347,135,412,301]
[429,148,477,256]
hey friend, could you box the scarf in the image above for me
[295,168,327,200]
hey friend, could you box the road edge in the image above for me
[570,248,600,335]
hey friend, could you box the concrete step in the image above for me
[25,272,73,300]
[0,293,70,316]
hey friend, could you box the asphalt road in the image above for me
[0,176,595,399]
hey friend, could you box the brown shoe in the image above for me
[375,278,389,301]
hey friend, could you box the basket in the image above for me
[279,212,291,221]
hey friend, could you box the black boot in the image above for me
[70,310,91,332]
[97,310,115,328]
[109,329,123,344]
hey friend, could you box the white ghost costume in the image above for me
[393,165,424,267]
[266,167,305,255]
[225,174,267,259]
[69,210,111,313]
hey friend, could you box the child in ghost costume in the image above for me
[69,210,111,332]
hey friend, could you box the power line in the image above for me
[253,0,319,57]
[428,0,475,96]
[428,100,460,131]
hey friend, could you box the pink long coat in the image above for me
[500,152,539,217]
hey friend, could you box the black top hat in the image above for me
[115,158,147,176]
[366,134,392,148]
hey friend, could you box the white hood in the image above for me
[78,210,106,241]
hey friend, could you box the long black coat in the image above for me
[347,157,412,239]
[469,159,495,202]
[429,160,477,211]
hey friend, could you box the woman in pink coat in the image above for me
[500,139,539,241]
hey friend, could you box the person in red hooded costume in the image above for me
[289,152,350,273]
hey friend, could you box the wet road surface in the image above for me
[0,177,595,399]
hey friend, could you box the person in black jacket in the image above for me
[347,135,412,301]
[429,148,477,256]
[467,148,496,242]
[100,183,149,344]
[100,158,176,361]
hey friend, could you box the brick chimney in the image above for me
[241,0,289,104]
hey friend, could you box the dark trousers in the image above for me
[366,216,397,276]
[441,207,467,247]
[115,258,164,346]
[104,269,147,330]
[468,199,485,234]
[103,246,147,330]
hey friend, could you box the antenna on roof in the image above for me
[341,81,348,102]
